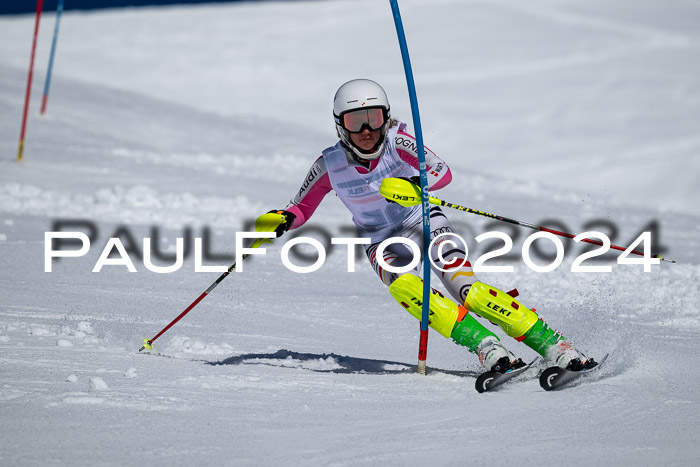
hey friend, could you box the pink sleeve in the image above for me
[285,156,333,230]
[395,129,452,190]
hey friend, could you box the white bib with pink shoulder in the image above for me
[322,125,421,242]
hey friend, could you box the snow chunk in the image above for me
[29,326,55,336]
[0,336,9,343]
[62,396,105,405]
[124,367,137,378]
[56,339,73,347]
[298,356,343,372]
[76,322,94,334]
[167,336,236,356]
[66,374,78,383]
[0,233,6,241]
[89,377,109,391]
[296,356,342,371]
[82,336,100,345]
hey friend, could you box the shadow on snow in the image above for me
[207,348,481,378]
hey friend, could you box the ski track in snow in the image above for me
[1,0,700,465]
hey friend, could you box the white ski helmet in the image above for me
[333,79,391,160]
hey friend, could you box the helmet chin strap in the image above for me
[348,139,385,162]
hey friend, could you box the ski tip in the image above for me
[596,353,610,367]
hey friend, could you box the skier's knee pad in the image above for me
[389,273,462,338]
[464,282,538,339]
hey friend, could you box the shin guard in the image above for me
[464,282,539,340]
[389,274,497,353]
[464,282,569,357]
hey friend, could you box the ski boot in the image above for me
[478,336,525,373]
[548,341,598,371]
[463,282,596,370]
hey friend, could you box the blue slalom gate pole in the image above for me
[389,0,431,375]
[41,0,64,115]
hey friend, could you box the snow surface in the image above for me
[1,0,699,465]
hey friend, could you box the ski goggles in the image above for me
[339,107,388,133]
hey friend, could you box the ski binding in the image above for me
[475,357,539,393]
[539,353,609,391]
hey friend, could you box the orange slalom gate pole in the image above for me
[18,0,45,163]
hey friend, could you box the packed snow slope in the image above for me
[1,1,699,466]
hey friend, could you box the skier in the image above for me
[256,79,596,375]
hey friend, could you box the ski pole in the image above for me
[139,212,288,352]
[379,177,676,263]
